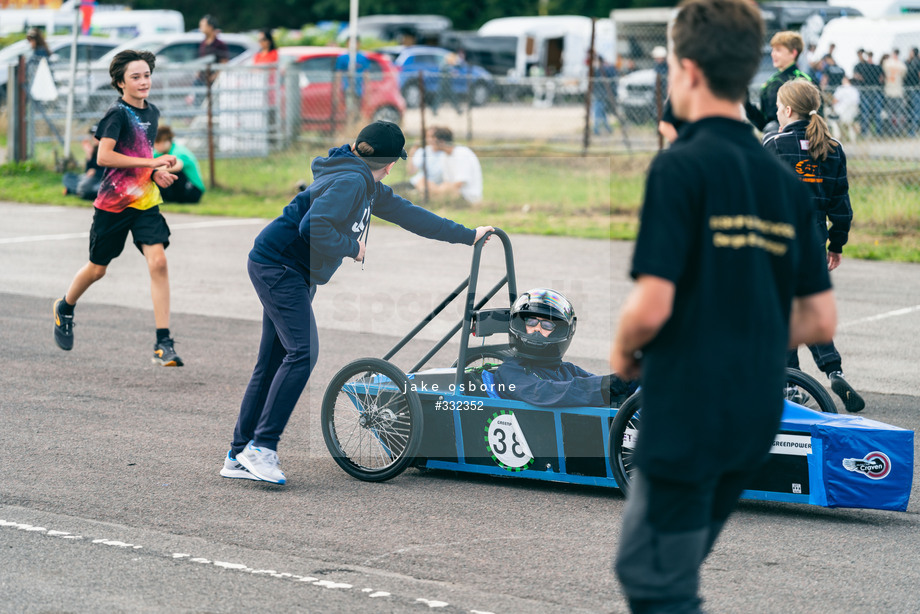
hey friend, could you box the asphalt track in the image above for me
[1,201,918,613]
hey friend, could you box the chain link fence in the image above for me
[609,18,920,204]
[6,37,920,208]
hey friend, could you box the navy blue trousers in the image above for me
[786,341,841,374]
[232,259,318,455]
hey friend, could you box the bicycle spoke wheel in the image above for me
[784,367,837,414]
[610,392,642,497]
[454,344,513,369]
[321,358,423,482]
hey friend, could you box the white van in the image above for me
[816,15,920,76]
[0,1,183,39]
[81,9,184,39]
[477,15,615,81]
[828,0,920,19]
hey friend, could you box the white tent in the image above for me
[817,15,920,76]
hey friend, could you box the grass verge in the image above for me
[2,147,918,262]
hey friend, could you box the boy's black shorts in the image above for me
[89,205,171,266]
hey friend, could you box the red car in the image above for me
[278,46,406,130]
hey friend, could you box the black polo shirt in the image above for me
[631,117,831,483]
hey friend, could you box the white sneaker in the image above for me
[237,441,286,484]
[220,451,259,480]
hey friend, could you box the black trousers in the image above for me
[159,170,203,204]
[615,470,756,614]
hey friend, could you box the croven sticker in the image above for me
[842,451,892,480]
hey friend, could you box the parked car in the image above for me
[617,48,774,124]
[0,35,119,104]
[74,32,258,112]
[385,45,494,108]
[278,46,406,130]
[616,68,664,124]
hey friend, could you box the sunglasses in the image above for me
[524,317,556,332]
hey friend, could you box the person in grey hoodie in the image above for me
[221,121,494,485]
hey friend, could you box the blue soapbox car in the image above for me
[321,230,913,511]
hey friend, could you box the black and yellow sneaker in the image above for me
[829,371,865,413]
[53,298,74,351]
[152,337,184,367]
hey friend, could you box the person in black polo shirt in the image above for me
[609,1,837,612]
[744,30,812,133]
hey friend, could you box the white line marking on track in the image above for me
[0,231,90,244]
[417,598,450,608]
[1,517,504,613]
[0,218,264,245]
[838,304,920,330]
[169,219,265,230]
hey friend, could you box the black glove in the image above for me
[601,374,636,405]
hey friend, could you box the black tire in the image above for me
[470,81,490,106]
[452,345,513,369]
[402,81,422,108]
[321,358,423,482]
[784,367,837,414]
[611,370,837,497]
[371,105,402,124]
[610,391,642,497]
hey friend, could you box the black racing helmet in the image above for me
[508,288,577,363]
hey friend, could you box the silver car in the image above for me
[72,32,258,112]
[0,35,119,104]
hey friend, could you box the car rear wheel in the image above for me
[371,105,402,124]
[610,392,641,497]
[402,81,422,108]
[784,367,837,414]
[470,81,490,106]
[451,345,513,369]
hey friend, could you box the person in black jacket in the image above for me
[745,31,812,133]
[763,78,865,412]
[493,288,634,407]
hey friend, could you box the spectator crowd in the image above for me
[802,43,920,139]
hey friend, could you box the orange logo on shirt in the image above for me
[795,160,823,183]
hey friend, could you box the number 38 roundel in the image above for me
[485,411,535,471]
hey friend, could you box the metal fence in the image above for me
[6,47,920,196]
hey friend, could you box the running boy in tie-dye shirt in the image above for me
[53,50,185,367]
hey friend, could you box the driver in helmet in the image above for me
[493,288,635,407]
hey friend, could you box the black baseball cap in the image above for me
[355,121,408,163]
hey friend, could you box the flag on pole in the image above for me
[80,0,96,35]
